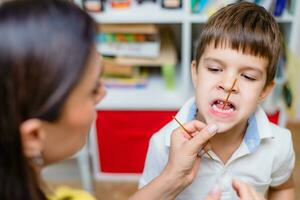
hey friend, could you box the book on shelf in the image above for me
[98,24,158,34]
[99,26,177,89]
[102,58,136,77]
[102,56,148,88]
[97,24,160,58]
[103,68,148,88]
[257,0,287,17]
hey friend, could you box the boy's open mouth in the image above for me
[210,99,236,113]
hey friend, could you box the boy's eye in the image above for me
[207,66,222,72]
[241,73,256,81]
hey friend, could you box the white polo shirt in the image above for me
[139,97,295,200]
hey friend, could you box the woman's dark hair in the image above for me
[0,0,96,199]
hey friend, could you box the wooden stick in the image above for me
[173,116,190,134]
[172,116,214,160]
[222,78,237,110]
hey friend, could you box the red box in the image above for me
[267,110,280,125]
[96,110,177,173]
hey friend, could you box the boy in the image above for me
[139,2,295,200]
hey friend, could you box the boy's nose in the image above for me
[217,78,238,93]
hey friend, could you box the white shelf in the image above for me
[189,14,209,23]
[275,10,295,23]
[90,1,186,24]
[96,75,188,110]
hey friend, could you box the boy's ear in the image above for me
[259,81,275,102]
[191,60,198,88]
[19,119,45,159]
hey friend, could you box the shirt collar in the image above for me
[165,97,196,146]
[165,98,274,150]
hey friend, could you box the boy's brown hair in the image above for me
[195,2,282,86]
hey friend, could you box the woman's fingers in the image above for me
[187,123,218,153]
[172,120,218,155]
[232,179,265,200]
[171,120,206,144]
[205,185,222,200]
[178,119,207,133]
[232,179,250,198]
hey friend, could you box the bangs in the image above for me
[201,28,273,62]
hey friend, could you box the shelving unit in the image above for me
[74,0,300,181]
[97,73,185,110]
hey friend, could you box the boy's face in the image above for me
[191,44,274,133]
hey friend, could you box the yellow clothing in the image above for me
[48,186,96,200]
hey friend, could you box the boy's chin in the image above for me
[216,127,231,134]
[211,122,234,134]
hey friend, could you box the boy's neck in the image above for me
[210,120,248,164]
[195,112,249,164]
[197,113,248,164]
[195,112,247,144]
[211,120,247,143]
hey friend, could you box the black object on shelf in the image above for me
[82,0,105,12]
[161,0,182,9]
[136,0,156,4]
[283,83,293,108]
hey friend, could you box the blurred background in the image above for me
[43,0,300,199]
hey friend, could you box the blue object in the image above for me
[199,0,209,13]
[95,33,104,43]
[274,0,286,17]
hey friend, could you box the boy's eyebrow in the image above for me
[203,57,225,66]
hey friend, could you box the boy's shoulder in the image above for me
[254,106,292,144]
[260,121,294,165]
[268,122,292,146]
[150,119,176,148]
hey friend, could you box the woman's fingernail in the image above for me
[207,124,218,135]
[210,184,221,198]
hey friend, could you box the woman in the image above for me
[0,0,265,199]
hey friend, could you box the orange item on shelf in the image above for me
[111,0,131,9]
[135,34,146,42]
[83,0,102,12]
[115,33,127,42]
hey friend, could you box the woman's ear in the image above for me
[191,60,198,88]
[259,81,275,102]
[19,119,45,159]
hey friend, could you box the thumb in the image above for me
[188,124,218,153]
[232,179,249,198]
[205,185,221,200]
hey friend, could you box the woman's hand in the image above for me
[232,179,266,200]
[205,179,266,200]
[129,120,218,200]
[163,120,218,188]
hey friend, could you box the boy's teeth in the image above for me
[212,104,234,113]
[218,100,224,105]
